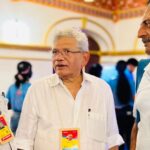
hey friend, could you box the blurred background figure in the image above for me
[108,60,134,150]
[6,61,32,134]
[88,63,103,78]
[125,58,138,107]
[126,58,138,75]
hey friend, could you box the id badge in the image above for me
[60,128,80,150]
[0,115,14,144]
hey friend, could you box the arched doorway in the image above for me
[85,35,100,72]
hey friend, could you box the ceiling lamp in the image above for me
[84,0,95,2]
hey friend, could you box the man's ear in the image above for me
[83,52,90,67]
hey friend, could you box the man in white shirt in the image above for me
[130,1,150,150]
[14,28,123,150]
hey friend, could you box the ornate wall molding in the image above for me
[0,42,49,51]
[12,0,146,22]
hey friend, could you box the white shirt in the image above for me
[14,72,123,150]
[133,63,150,150]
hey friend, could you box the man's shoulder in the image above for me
[86,73,110,88]
[31,74,58,87]
[137,59,150,71]
[8,83,16,90]
[138,59,150,65]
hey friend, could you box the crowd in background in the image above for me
[88,58,138,150]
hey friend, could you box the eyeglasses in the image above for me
[51,48,82,57]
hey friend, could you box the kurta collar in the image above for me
[48,72,92,87]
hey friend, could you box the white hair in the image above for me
[53,27,89,52]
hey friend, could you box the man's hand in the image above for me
[130,122,138,150]
[109,146,118,150]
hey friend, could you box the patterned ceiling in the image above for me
[72,0,147,11]
[12,0,148,21]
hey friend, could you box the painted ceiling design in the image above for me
[72,0,147,11]
[12,0,148,21]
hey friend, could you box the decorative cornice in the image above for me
[0,42,146,56]
[0,55,51,61]
[0,42,50,51]
[12,0,146,21]
[90,50,146,56]
[118,8,145,18]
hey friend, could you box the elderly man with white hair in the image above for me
[14,28,123,150]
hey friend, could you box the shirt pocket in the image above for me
[87,112,106,142]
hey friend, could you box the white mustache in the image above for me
[55,61,66,66]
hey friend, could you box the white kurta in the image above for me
[133,63,150,150]
[14,73,123,150]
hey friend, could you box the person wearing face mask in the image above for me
[6,61,32,134]
[130,1,150,150]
